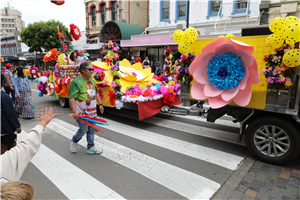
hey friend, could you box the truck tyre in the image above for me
[59,97,69,108]
[245,116,300,165]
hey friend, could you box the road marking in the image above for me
[17,130,125,200]
[48,119,221,199]
[105,110,245,146]
[95,115,244,170]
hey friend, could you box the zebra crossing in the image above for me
[19,111,249,200]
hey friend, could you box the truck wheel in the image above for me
[59,97,69,108]
[245,117,300,165]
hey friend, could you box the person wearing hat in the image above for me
[14,66,34,119]
[3,63,16,105]
[76,49,88,65]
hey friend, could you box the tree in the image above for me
[20,19,72,53]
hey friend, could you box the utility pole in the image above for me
[186,1,190,29]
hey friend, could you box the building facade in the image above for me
[0,7,25,35]
[84,0,148,43]
[265,0,300,23]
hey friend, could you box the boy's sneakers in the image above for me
[70,139,77,153]
[87,146,103,155]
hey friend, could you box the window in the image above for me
[8,19,10,22]
[175,1,187,22]
[1,19,3,22]
[112,1,117,21]
[11,19,14,22]
[92,6,96,27]
[206,0,223,19]
[9,24,11,27]
[160,0,170,22]
[231,0,250,15]
[12,24,14,27]
[5,19,7,22]
[101,4,106,24]
[2,24,4,27]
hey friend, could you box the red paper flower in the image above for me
[69,23,82,41]
[108,90,116,105]
[142,89,152,97]
[163,93,175,107]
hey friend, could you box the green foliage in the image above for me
[20,19,71,53]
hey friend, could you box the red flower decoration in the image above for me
[163,93,175,107]
[108,90,116,106]
[69,24,82,41]
[142,89,152,97]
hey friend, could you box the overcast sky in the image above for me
[3,0,86,31]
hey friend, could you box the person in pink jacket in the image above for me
[0,107,55,182]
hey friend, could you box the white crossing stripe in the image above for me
[17,130,125,200]
[105,110,246,146]
[96,115,244,170]
[48,119,221,199]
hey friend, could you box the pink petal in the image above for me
[208,96,231,109]
[233,49,253,68]
[240,67,249,90]
[191,81,208,100]
[199,52,215,70]
[249,56,259,84]
[193,67,210,84]
[215,44,236,55]
[233,82,252,106]
[202,38,227,54]
[190,53,203,75]
[221,86,240,101]
[204,84,224,97]
[227,39,254,55]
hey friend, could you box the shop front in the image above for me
[121,33,179,65]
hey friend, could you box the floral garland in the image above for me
[106,40,123,109]
[175,53,195,85]
[163,47,173,78]
[262,44,296,90]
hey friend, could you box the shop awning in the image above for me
[7,57,27,61]
[99,21,144,43]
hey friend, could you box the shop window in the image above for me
[112,1,117,21]
[92,6,96,27]
[206,0,223,19]
[101,4,106,25]
[175,1,187,23]
[160,0,170,23]
[231,0,250,15]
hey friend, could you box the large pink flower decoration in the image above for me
[190,38,259,108]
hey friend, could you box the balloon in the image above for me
[178,42,191,55]
[184,27,198,43]
[282,49,300,67]
[265,34,284,49]
[269,17,285,34]
[284,16,298,27]
[283,22,300,45]
[173,30,185,43]
[225,34,235,39]
[218,35,225,38]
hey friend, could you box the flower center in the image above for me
[217,67,228,79]
[207,52,245,90]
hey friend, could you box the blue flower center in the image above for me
[207,52,245,90]
[217,67,228,79]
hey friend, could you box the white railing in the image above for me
[214,0,251,33]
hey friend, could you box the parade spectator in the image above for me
[171,59,180,79]
[14,66,35,119]
[1,180,35,200]
[142,56,150,67]
[1,74,21,155]
[3,63,16,105]
[97,57,102,62]
[155,61,162,76]
[0,107,55,182]
[130,56,136,65]
[150,60,155,73]
[135,57,142,63]
[69,61,104,155]
[68,51,76,65]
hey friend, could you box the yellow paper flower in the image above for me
[93,59,159,93]
[57,54,68,65]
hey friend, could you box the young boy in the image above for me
[1,73,21,154]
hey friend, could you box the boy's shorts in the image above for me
[1,134,17,145]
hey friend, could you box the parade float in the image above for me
[35,25,181,120]
[169,18,300,165]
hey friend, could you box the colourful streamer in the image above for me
[20,97,35,109]
[79,118,103,133]
[81,117,109,125]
